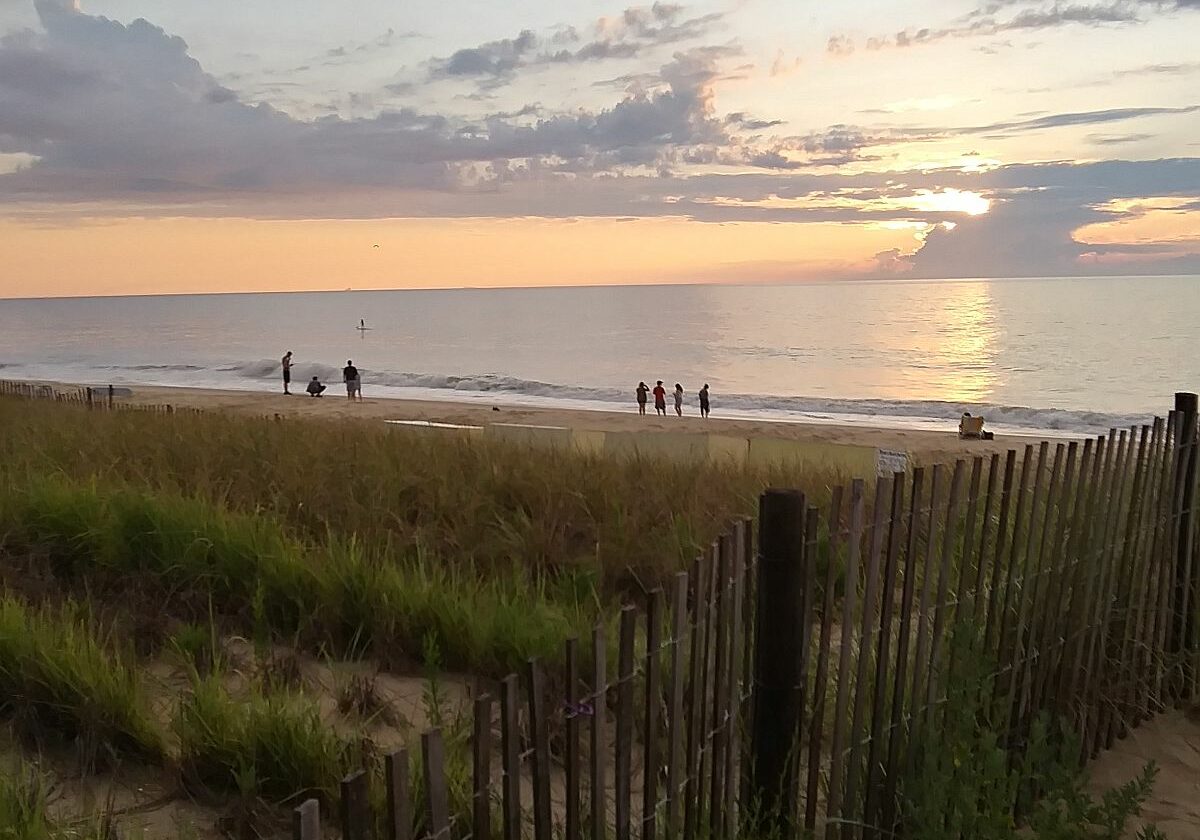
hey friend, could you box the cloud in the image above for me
[809,105,1200,151]
[835,0,1199,54]
[427,29,539,86]
[769,50,802,76]
[331,27,420,60]
[1086,132,1154,145]
[826,34,854,56]
[966,105,1200,135]
[1112,61,1200,77]
[3,2,1200,279]
[0,5,739,205]
[725,112,784,131]
[425,3,724,88]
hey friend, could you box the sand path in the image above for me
[1088,709,1200,838]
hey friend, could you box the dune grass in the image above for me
[0,595,165,764]
[0,478,591,676]
[174,673,360,805]
[0,763,57,840]
[0,399,841,594]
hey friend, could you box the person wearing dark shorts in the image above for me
[342,360,361,401]
[699,383,710,418]
[652,380,667,416]
[636,381,649,415]
[281,351,293,394]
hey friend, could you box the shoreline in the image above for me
[31,379,1053,464]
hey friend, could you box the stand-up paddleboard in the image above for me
[356,319,372,331]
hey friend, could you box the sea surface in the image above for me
[1,276,1197,436]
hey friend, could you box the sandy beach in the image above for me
[64,381,1047,466]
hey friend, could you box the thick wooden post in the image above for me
[339,770,369,840]
[749,489,808,839]
[107,383,114,409]
[1172,392,1199,698]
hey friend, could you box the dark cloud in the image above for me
[425,3,724,88]
[0,5,735,203]
[897,157,1200,277]
[427,29,538,85]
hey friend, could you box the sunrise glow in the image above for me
[0,0,1197,297]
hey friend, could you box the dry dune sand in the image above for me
[1088,709,1200,838]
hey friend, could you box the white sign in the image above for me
[877,448,909,476]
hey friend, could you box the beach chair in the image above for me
[959,415,988,440]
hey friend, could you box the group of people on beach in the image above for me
[636,380,710,418]
[281,351,363,401]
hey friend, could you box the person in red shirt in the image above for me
[652,380,667,416]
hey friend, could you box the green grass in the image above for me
[0,399,841,594]
[0,761,120,840]
[0,595,165,763]
[0,764,57,840]
[0,478,592,676]
[0,396,843,676]
[174,673,359,805]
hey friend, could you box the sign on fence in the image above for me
[876,448,909,476]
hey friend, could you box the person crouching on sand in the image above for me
[699,384,710,418]
[343,359,361,402]
[306,376,327,397]
[652,380,667,416]
[281,350,293,394]
[673,383,684,417]
[636,381,649,415]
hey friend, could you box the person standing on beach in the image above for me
[636,382,649,415]
[652,380,667,416]
[673,383,684,417]
[699,384,710,418]
[281,351,293,395]
[343,360,361,402]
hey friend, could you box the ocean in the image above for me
[1,275,1196,436]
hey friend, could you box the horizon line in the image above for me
[3,272,1198,303]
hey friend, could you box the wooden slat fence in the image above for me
[3,379,1198,839]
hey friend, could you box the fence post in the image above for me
[107,384,114,409]
[293,798,320,840]
[339,770,369,840]
[749,489,808,840]
[1172,392,1199,698]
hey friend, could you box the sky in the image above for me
[1,0,1199,297]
